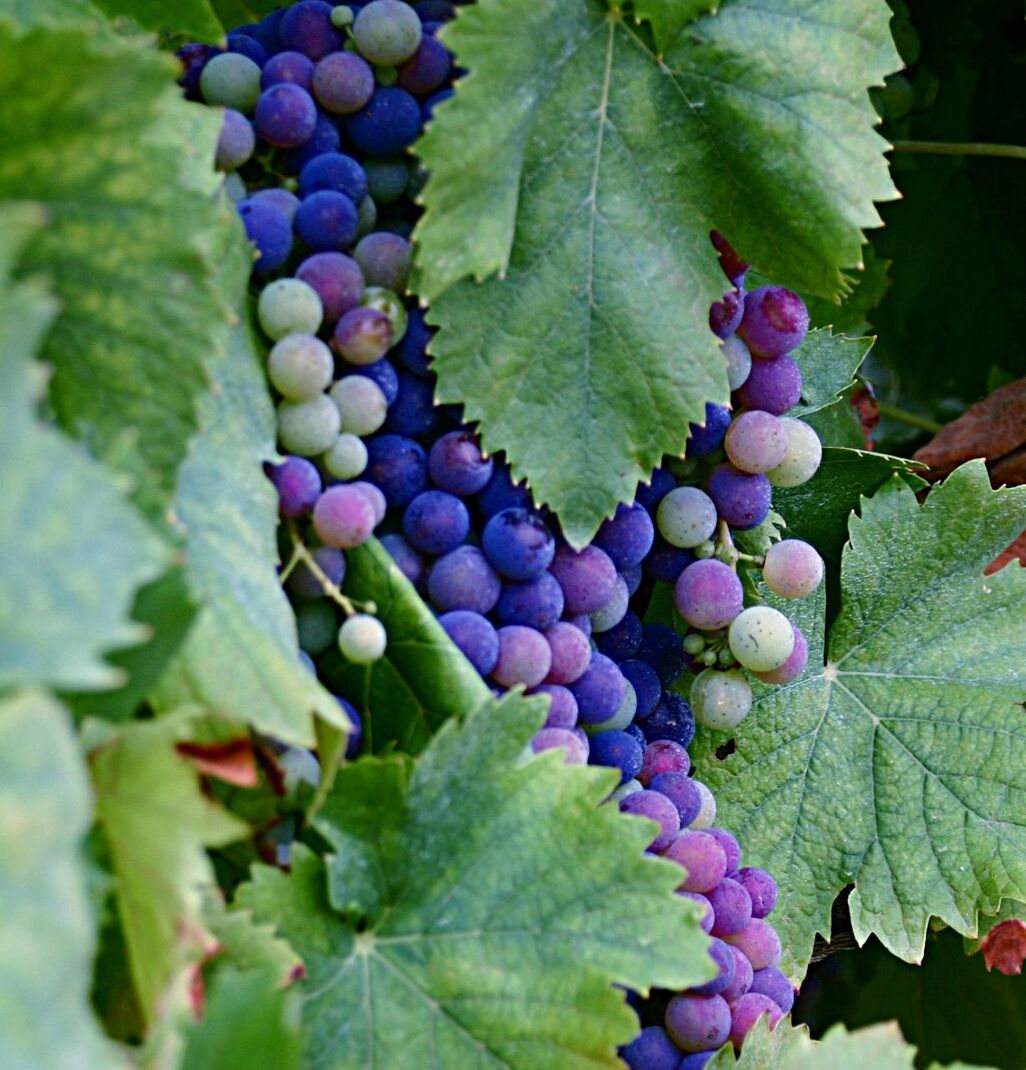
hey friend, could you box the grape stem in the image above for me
[285,521,377,617]
[875,401,942,434]
[714,519,764,570]
[891,140,1026,162]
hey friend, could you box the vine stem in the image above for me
[875,401,943,435]
[891,140,1026,162]
[285,521,376,617]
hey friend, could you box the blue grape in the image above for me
[379,532,426,588]
[237,198,293,275]
[279,112,342,172]
[296,251,364,322]
[279,0,344,59]
[569,653,627,725]
[618,659,661,719]
[414,1,456,21]
[685,402,732,458]
[383,373,439,437]
[481,507,555,581]
[338,696,363,759]
[255,83,318,148]
[532,684,578,729]
[641,692,695,748]
[427,429,493,496]
[250,188,300,222]
[678,1052,716,1069]
[421,86,453,122]
[397,34,452,94]
[594,609,642,662]
[634,466,675,512]
[266,455,321,516]
[399,306,433,375]
[477,464,534,518]
[439,610,499,675]
[176,42,215,101]
[735,355,802,416]
[621,563,642,595]
[594,502,655,569]
[644,538,695,584]
[589,730,643,784]
[261,51,315,91]
[495,572,564,630]
[295,190,359,251]
[364,434,428,506]
[346,87,422,155]
[427,545,501,614]
[299,152,369,204]
[749,967,795,1015]
[365,156,410,204]
[707,464,772,529]
[313,50,375,114]
[691,937,736,996]
[619,1026,681,1070]
[339,355,399,405]
[402,489,469,556]
[636,623,686,685]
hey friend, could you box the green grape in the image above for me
[296,599,338,655]
[691,668,753,730]
[357,195,378,237]
[259,279,324,341]
[700,649,718,666]
[338,613,387,663]
[657,487,718,548]
[352,0,422,65]
[683,633,706,656]
[329,375,389,435]
[716,647,737,668]
[694,540,716,560]
[277,395,342,456]
[323,432,369,480]
[268,333,334,400]
[360,285,407,344]
[331,4,354,27]
[200,52,262,113]
[727,606,795,672]
[766,417,822,488]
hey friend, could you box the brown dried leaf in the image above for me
[986,531,1026,576]
[177,739,258,788]
[980,919,1026,976]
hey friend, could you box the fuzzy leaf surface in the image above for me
[239,691,713,1070]
[791,330,873,417]
[416,0,898,541]
[691,463,1026,978]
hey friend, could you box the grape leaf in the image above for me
[93,0,224,39]
[0,204,169,692]
[631,0,719,53]
[238,691,714,1070]
[690,462,1026,978]
[91,712,248,1027]
[317,537,491,754]
[204,890,304,986]
[721,1019,920,1070]
[0,690,129,1070]
[0,0,110,29]
[791,330,873,417]
[805,245,892,337]
[0,20,237,523]
[803,397,865,450]
[210,0,283,29]
[416,0,898,542]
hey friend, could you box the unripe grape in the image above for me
[689,779,717,829]
[722,334,752,391]
[322,432,368,480]
[724,410,788,474]
[277,395,341,455]
[691,668,753,730]
[360,286,408,344]
[763,539,824,599]
[338,613,387,663]
[329,375,389,435]
[728,606,795,672]
[752,623,808,685]
[767,417,823,487]
[268,333,334,400]
[259,278,324,340]
[657,487,718,548]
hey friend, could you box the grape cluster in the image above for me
[181,5,819,1060]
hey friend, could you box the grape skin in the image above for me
[767,417,823,487]
[258,278,324,340]
[691,668,753,730]
[268,333,334,400]
[330,375,389,436]
[657,486,718,548]
[727,606,795,672]
[277,394,341,456]
[338,614,387,663]
[724,410,788,474]
[763,539,824,599]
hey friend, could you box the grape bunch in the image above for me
[180,3,821,1060]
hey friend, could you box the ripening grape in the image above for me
[261,50,315,91]
[496,572,565,630]
[664,830,728,893]
[724,410,788,474]
[657,487,718,548]
[750,967,795,1014]
[752,623,808,685]
[201,52,262,112]
[722,334,752,391]
[530,727,589,766]
[354,231,412,293]
[766,416,823,487]
[215,109,256,170]
[729,993,784,1049]
[762,539,824,598]
[735,354,802,416]
[738,285,809,358]
[691,668,753,730]
[438,610,499,675]
[338,613,387,662]
[428,545,501,614]
[296,250,364,322]
[254,83,319,147]
[279,1,344,60]
[277,394,341,456]
[312,50,375,113]
[674,559,743,631]
[724,918,783,970]
[330,375,389,436]
[665,993,732,1053]
[493,625,552,688]
[267,333,334,400]
[333,306,393,364]
[259,279,324,340]
[689,779,717,829]
[353,0,423,65]
[708,464,772,530]
[727,606,795,672]
[313,484,378,548]
[322,432,368,480]
[360,286,409,343]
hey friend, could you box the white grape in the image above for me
[276,395,341,456]
[657,486,718,548]
[338,614,387,663]
[727,605,795,672]
[323,433,369,480]
[766,418,822,488]
[268,333,334,400]
[691,668,753,730]
[329,375,388,436]
[258,278,323,340]
[689,780,717,829]
[722,334,752,391]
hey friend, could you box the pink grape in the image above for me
[674,560,744,630]
[724,410,788,474]
[312,484,378,548]
[762,539,824,599]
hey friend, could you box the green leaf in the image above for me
[728,1019,919,1070]
[0,20,237,523]
[91,713,248,1026]
[0,690,128,1070]
[802,397,865,450]
[239,691,713,1070]
[94,0,224,39]
[0,0,109,30]
[417,0,898,542]
[182,968,302,1070]
[791,329,873,417]
[630,0,719,52]
[204,890,304,986]
[317,537,491,754]
[690,462,1026,978]
[806,245,892,336]
[0,203,169,692]
[209,0,283,29]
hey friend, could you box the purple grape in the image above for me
[338,696,363,759]
[619,789,680,852]
[542,622,591,685]
[649,771,701,827]
[691,937,736,996]
[254,83,318,148]
[439,610,498,675]
[595,609,642,662]
[261,51,315,91]
[279,112,341,172]
[354,231,412,293]
[641,692,695,749]
[531,727,588,765]
[636,623,686,685]
[481,508,555,581]
[379,533,426,587]
[347,87,422,155]
[621,564,642,595]
[349,480,386,524]
[266,455,321,516]
[685,402,732,458]
[706,829,742,873]
[402,489,469,556]
[594,502,655,570]
[665,993,731,1053]
[738,285,809,359]
[734,355,802,416]
[674,560,743,631]
[724,919,782,970]
[729,992,783,1049]
[295,190,359,251]
[313,484,378,548]
[752,624,808,685]
[720,944,754,1003]
[496,572,564,630]
[299,152,368,204]
[339,356,399,406]
[396,34,452,94]
[414,1,456,21]
[568,653,626,725]
[709,288,743,339]
[708,878,753,937]
[493,625,552,688]
[383,373,439,437]
[644,538,695,584]
[237,198,293,275]
[249,188,300,221]
[548,545,618,615]
[477,467,534,521]
[176,42,215,101]
[678,1050,717,1069]
[427,429,493,496]
[568,613,592,639]
[707,464,772,530]
[678,891,714,934]
[215,109,255,170]
[638,740,690,785]
[749,967,795,1015]
[531,684,578,729]
[252,9,286,53]
[619,1025,681,1070]
[364,434,428,507]
[664,831,728,893]
[619,660,661,718]
[634,466,675,512]
[312,50,375,113]
[724,410,788,474]
[710,230,750,287]
[427,545,500,614]
[333,307,393,364]
[286,545,345,599]
[737,867,777,919]
[589,730,644,785]
[279,0,343,59]
[624,722,646,750]
[296,252,364,322]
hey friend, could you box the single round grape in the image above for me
[286,545,345,599]
[354,232,412,293]
[250,188,301,223]
[542,622,592,685]
[722,334,753,391]
[496,572,564,631]
[338,613,387,663]
[531,727,588,766]
[215,108,256,171]
[261,50,315,91]
[691,936,737,996]
[360,286,408,344]
[402,489,470,556]
[329,375,388,436]
[752,623,808,685]
[279,0,344,59]
[364,434,427,507]
[644,538,695,584]
[313,483,379,548]
[323,432,369,480]
[738,867,777,919]
[707,464,772,530]
[763,539,824,599]
[296,598,338,654]
[295,252,364,324]
[313,50,375,113]
[689,780,717,829]
[438,609,499,675]
[674,559,744,631]
[201,52,262,112]
[640,691,696,749]
[594,503,654,570]
[657,487,718,549]
[532,684,578,729]
[728,992,784,1049]
[710,288,743,339]
[619,1025,682,1070]
[350,480,387,524]
[720,944,754,1003]
[383,373,438,437]
[268,333,334,400]
[482,507,555,581]
[766,417,822,487]
[691,668,753,731]
[589,729,644,784]
[493,625,552,688]
[277,394,341,455]
[706,828,741,872]
[665,993,731,1054]
[724,410,788,474]
[333,306,393,365]
[254,83,319,148]
[295,190,359,252]
[237,199,293,275]
[590,575,630,633]
[347,86,422,155]
[685,402,732,459]
[638,740,691,785]
[427,545,501,614]
[708,878,754,937]
[266,455,321,517]
[728,606,795,672]
[739,285,809,359]
[749,967,795,1015]
[724,918,783,970]
[299,152,368,204]
[569,653,627,725]
[664,830,727,893]
[428,430,493,496]
[619,790,681,852]
[649,771,701,827]
[353,0,423,64]
[258,279,324,341]
[365,156,410,204]
[549,545,618,615]
[735,355,802,416]
[397,33,452,94]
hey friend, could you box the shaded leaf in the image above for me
[630,0,718,53]
[94,0,224,39]
[204,891,305,987]
[791,330,874,417]
[210,0,283,29]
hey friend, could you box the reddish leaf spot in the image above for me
[986,531,1026,576]
[177,739,258,788]
[981,919,1026,975]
